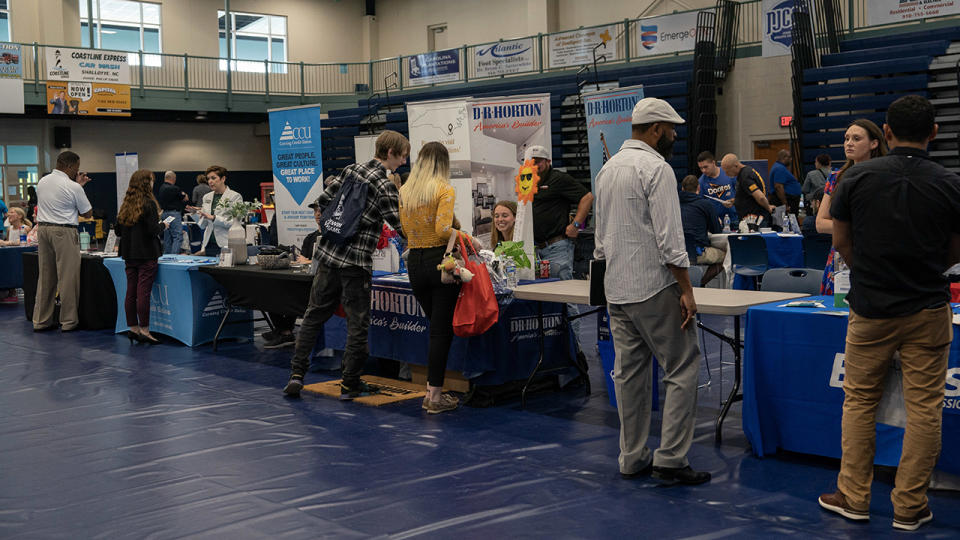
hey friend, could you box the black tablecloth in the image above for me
[21,252,118,330]
[199,265,313,317]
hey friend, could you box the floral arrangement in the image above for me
[216,199,262,221]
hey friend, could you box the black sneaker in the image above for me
[283,375,304,396]
[264,333,296,349]
[262,330,278,342]
[651,465,711,486]
[340,380,380,400]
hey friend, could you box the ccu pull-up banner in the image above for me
[583,85,644,192]
[268,104,325,248]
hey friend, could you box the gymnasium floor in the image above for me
[1,304,958,539]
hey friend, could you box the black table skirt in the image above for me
[199,265,313,317]
[22,252,118,330]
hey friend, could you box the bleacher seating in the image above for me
[799,26,960,169]
[320,59,694,181]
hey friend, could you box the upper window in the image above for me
[80,0,161,66]
[218,11,287,73]
[0,1,10,42]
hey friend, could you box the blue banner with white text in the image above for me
[583,85,644,192]
[408,49,461,86]
[268,105,325,248]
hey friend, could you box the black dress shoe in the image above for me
[620,462,653,479]
[33,324,58,332]
[652,465,711,486]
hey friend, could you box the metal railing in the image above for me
[11,0,960,101]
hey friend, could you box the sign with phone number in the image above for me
[46,81,131,117]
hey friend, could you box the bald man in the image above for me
[158,170,188,254]
[721,154,774,229]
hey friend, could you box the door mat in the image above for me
[302,376,426,406]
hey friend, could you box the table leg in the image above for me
[714,315,742,445]
[521,300,547,408]
[212,304,232,352]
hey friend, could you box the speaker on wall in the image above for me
[54,126,71,149]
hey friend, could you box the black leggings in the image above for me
[407,246,462,387]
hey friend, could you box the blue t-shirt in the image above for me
[698,170,737,220]
[770,161,802,196]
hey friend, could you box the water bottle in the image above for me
[19,225,26,245]
[723,215,731,233]
[505,258,518,289]
[79,231,90,251]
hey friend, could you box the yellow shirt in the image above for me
[399,184,456,249]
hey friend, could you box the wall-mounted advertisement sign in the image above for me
[473,38,535,78]
[46,81,131,116]
[408,49,461,86]
[635,12,700,57]
[548,25,618,68]
[45,46,131,84]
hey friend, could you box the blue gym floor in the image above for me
[1,303,958,539]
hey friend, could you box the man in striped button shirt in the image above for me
[593,98,710,486]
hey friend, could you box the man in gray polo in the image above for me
[593,98,710,486]
[34,151,92,331]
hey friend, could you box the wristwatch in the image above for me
[573,220,585,230]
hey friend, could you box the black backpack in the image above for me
[318,165,369,245]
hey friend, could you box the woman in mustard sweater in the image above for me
[400,142,469,414]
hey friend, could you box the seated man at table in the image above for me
[800,188,830,242]
[262,202,322,348]
[678,175,724,286]
[818,95,960,531]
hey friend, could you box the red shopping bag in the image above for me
[452,232,499,337]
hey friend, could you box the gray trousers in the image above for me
[34,225,81,330]
[608,283,701,472]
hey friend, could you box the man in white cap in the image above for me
[593,97,710,486]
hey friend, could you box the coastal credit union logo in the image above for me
[766,0,795,49]
[477,41,531,58]
[641,25,658,50]
[278,121,312,147]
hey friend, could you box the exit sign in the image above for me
[780,115,793,127]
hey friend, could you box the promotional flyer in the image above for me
[268,104,326,249]
[46,81,131,116]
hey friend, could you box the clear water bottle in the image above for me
[723,215,731,233]
[19,225,26,245]
[505,258,518,289]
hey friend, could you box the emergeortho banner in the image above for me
[635,11,700,57]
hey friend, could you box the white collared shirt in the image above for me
[593,138,689,304]
[35,169,92,225]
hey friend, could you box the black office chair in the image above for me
[759,268,821,295]
[803,235,832,270]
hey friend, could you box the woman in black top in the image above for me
[26,186,38,223]
[115,169,167,344]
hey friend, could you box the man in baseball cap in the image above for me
[593,97,711,486]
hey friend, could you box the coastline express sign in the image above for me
[45,46,131,84]
[46,81,131,116]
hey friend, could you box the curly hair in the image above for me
[117,169,160,226]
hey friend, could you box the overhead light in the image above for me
[101,30,117,34]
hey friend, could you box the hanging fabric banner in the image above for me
[0,43,24,114]
[583,85,644,192]
[268,104,325,248]
[115,153,139,210]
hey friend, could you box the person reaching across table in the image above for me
[816,119,886,294]
[770,149,802,222]
[818,95,960,532]
[489,200,516,249]
[594,98,710,486]
[721,153,774,230]
[115,169,168,345]
[400,142,478,414]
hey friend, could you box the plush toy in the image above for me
[437,252,474,284]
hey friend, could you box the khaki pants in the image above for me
[837,305,952,516]
[33,225,81,330]
[608,284,701,472]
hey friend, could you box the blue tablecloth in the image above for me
[0,245,37,289]
[733,232,804,290]
[322,275,576,386]
[742,296,960,474]
[103,255,253,346]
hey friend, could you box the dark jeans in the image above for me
[290,262,371,385]
[204,234,220,257]
[124,259,158,327]
[407,246,461,387]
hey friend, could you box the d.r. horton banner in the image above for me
[46,81,130,116]
[583,85,644,192]
[548,25,618,68]
[869,0,960,25]
[268,104,326,249]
